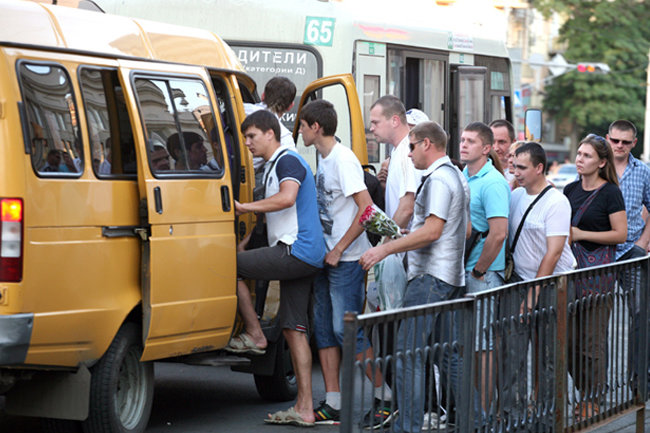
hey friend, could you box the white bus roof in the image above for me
[93,0,509,59]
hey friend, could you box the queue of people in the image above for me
[221,74,648,430]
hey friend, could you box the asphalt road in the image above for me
[1,361,339,433]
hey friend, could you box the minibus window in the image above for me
[19,63,82,177]
[210,74,240,198]
[134,77,224,177]
[79,68,137,179]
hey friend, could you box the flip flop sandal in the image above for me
[224,333,265,355]
[265,407,315,427]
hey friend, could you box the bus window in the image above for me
[363,75,380,164]
[491,95,507,122]
[387,49,446,132]
[230,44,322,134]
[79,68,137,179]
[133,77,224,177]
[19,62,82,177]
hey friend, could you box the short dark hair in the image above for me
[263,77,296,115]
[489,119,515,142]
[371,95,407,125]
[241,110,281,141]
[464,122,494,146]
[299,100,337,136]
[608,119,637,137]
[515,141,547,172]
[410,121,448,151]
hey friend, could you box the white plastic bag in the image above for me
[373,254,407,310]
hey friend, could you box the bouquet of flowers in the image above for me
[358,204,402,240]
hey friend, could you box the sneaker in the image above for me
[362,398,396,430]
[313,401,340,425]
[422,411,447,430]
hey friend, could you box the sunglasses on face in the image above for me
[609,137,634,145]
[409,139,424,152]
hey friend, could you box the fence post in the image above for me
[554,275,567,432]
[340,311,358,433]
[458,298,475,433]
[639,257,649,404]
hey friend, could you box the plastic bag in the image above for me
[373,254,407,311]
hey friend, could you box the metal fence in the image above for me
[340,256,649,433]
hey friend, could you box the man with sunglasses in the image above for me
[607,119,650,393]
[607,120,650,259]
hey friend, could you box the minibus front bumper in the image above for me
[0,313,33,365]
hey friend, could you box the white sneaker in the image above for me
[422,411,447,430]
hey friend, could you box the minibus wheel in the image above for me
[83,322,154,433]
[253,335,297,401]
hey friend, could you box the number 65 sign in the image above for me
[304,17,336,47]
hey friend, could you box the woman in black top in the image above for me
[563,134,627,420]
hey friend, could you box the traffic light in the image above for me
[576,62,610,74]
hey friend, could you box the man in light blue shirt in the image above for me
[460,121,510,423]
[607,119,650,392]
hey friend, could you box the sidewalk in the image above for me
[589,401,649,433]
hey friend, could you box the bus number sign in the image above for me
[304,17,335,46]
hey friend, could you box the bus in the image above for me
[88,0,514,169]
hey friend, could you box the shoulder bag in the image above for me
[570,183,616,296]
[503,185,553,283]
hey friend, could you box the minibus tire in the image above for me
[253,336,297,401]
[83,323,154,433]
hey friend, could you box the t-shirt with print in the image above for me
[563,181,625,251]
[463,159,511,271]
[509,186,575,280]
[385,134,417,220]
[264,148,325,268]
[316,143,371,262]
[408,156,470,287]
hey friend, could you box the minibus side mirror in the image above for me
[524,109,542,142]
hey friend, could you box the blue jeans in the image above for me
[393,274,464,433]
[617,245,650,392]
[313,260,369,354]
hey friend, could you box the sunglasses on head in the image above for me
[585,134,607,145]
[609,137,633,145]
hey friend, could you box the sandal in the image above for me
[224,333,265,355]
[574,401,599,420]
[265,407,315,427]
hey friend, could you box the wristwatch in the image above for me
[472,268,486,279]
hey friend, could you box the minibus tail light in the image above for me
[1,198,23,282]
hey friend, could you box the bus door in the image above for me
[293,74,367,170]
[355,41,387,172]
[450,65,487,160]
[118,62,237,360]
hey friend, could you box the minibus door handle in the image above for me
[153,186,163,214]
[221,186,231,212]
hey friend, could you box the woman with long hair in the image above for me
[563,134,627,420]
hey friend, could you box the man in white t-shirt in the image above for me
[509,142,575,281]
[500,141,575,422]
[299,99,391,425]
[369,95,416,229]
